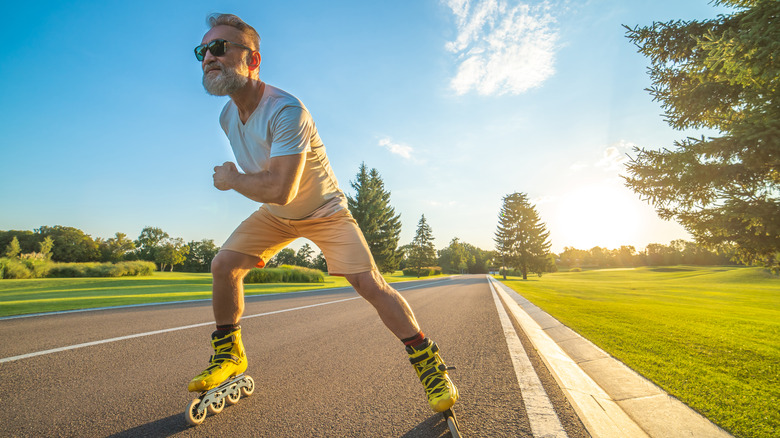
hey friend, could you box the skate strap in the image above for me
[409,343,439,365]
[211,353,240,363]
[212,335,236,348]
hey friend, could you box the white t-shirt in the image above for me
[219,83,348,219]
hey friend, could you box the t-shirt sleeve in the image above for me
[269,105,312,157]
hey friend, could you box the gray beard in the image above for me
[202,65,248,96]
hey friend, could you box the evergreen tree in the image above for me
[295,243,314,268]
[407,215,437,276]
[347,163,403,273]
[623,0,780,270]
[494,192,551,280]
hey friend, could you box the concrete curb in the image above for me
[487,276,734,438]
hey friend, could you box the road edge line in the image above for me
[488,276,650,438]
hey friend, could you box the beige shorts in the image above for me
[220,206,377,276]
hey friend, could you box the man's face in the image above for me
[200,25,253,96]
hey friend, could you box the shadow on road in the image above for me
[105,413,188,438]
[400,413,451,438]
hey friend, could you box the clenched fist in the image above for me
[213,161,239,191]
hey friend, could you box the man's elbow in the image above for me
[270,186,298,205]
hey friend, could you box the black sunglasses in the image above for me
[194,39,253,61]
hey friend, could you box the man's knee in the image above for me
[347,270,389,297]
[211,251,257,279]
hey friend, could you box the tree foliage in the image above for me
[36,225,100,262]
[347,163,403,273]
[134,226,169,262]
[494,192,551,280]
[97,232,136,263]
[181,239,219,272]
[438,238,495,274]
[406,215,437,276]
[155,237,189,272]
[623,0,780,269]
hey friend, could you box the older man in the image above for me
[188,13,457,413]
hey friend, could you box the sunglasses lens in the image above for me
[194,39,231,61]
[209,40,227,57]
[194,44,207,61]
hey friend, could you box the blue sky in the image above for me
[0,0,733,253]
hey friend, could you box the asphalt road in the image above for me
[0,275,590,437]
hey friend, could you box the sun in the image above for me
[552,183,642,250]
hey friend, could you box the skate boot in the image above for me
[188,327,248,392]
[407,339,459,412]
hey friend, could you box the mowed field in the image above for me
[0,272,429,318]
[499,266,779,438]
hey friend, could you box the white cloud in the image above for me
[443,0,558,96]
[596,142,633,171]
[378,137,415,161]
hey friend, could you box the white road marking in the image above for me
[0,297,361,364]
[488,277,568,438]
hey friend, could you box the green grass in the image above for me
[0,270,431,318]
[498,266,779,438]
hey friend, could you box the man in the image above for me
[189,13,458,413]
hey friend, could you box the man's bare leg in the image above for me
[344,269,420,340]
[345,269,458,412]
[210,250,260,325]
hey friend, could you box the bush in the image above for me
[46,261,155,278]
[402,267,443,277]
[244,265,324,284]
[569,267,582,272]
[0,258,32,279]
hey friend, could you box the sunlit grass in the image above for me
[498,266,779,438]
[0,271,412,317]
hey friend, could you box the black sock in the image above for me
[215,323,240,334]
[402,331,427,349]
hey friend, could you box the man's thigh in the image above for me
[297,209,377,276]
[220,207,297,268]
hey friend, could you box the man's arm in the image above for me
[213,153,305,205]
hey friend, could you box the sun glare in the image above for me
[552,184,642,250]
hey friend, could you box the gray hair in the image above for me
[206,13,260,51]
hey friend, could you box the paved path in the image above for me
[0,276,588,437]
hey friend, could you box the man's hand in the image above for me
[213,161,239,191]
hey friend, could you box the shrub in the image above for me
[46,261,155,278]
[0,258,32,279]
[402,267,443,277]
[569,267,582,272]
[244,265,324,284]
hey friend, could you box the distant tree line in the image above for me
[557,240,739,270]
[0,226,218,273]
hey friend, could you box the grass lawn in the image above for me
[0,270,433,318]
[498,266,779,438]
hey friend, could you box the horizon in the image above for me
[0,1,734,254]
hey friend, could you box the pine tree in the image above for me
[623,0,779,270]
[407,214,437,276]
[347,163,403,273]
[494,192,551,280]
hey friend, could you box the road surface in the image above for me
[0,275,589,437]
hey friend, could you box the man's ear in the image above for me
[248,51,261,71]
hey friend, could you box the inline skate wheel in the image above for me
[241,376,255,397]
[185,399,206,426]
[207,396,225,414]
[226,387,241,405]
